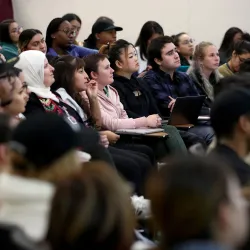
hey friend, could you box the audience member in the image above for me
[187,41,221,107]
[147,156,249,250]
[219,40,250,77]
[0,19,22,60]
[0,56,20,109]
[0,113,82,241]
[172,32,194,67]
[219,27,243,65]
[50,55,155,196]
[45,18,97,58]
[47,161,135,250]
[19,29,46,53]
[109,39,206,151]
[210,87,250,186]
[239,58,250,74]
[2,67,29,119]
[62,13,83,46]
[143,36,214,145]
[95,16,114,24]
[135,21,164,73]
[84,20,123,50]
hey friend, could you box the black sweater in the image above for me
[111,74,159,118]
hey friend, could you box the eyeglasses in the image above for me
[10,27,23,34]
[58,29,77,37]
[180,39,195,45]
[238,55,247,63]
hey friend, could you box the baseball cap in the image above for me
[0,57,19,78]
[210,87,250,137]
[9,113,86,168]
[92,20,123,34]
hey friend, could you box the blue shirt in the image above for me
[143,69,199,117]
[47,44,98,58]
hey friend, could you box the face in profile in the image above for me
[96,29,117,46]
[52,21,75,48]
[3,73,29,116]
[74,67,89,92]
[92,58,114,86]
[156,43,181,71]
[176,34,194,57]
[70,20,81,40]
[43,58,55,87]
[201,45,220,71]
[26,33,47,53]
[116,45,139,74]
[231,52,250,72]
[9,22,22,43]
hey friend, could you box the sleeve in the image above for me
[77,46,98,57]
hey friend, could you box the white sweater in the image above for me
[0,173,55,241]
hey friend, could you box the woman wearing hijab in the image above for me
[15,50,155,202]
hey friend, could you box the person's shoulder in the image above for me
[143,69,157,79]
[72,45,98,54]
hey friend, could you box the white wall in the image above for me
[12,0,250,48]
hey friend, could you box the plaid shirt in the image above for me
[143,69,199,117]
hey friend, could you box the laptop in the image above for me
[162,96,206,126]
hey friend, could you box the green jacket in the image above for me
[0,42,18,61]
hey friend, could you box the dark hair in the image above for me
[233,40,250,55]
[135,21,164,61]
[214,73,250,97]
[0,19,16,43]
[47,161,134,250]
[147,156,233,249]
[147,36,173,70]
[219,27,243,59]
[18,29,43,52]
[95,16,114,24]
[50,55,90,117]
[172,32,187,46]
[0,113,12,143]
[62,13,82,25]
[239,59,250,74]
[242,32,250,42]
[108,39,135,71]
[83,53,107,77]
[45,18,65,48]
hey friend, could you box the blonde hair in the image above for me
[10,149,80,183]
[192,41,214,70]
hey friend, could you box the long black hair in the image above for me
[0,19,16,43]
[135,21,164,61]
[45,18,65,48]
[219,27,243,58]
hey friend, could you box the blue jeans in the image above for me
[189,125,214,145]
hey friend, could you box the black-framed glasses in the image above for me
[58,29,77,37]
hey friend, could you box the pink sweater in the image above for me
[84,85,148,131]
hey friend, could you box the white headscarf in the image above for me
[15,50,59,102]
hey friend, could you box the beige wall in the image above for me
[13,0,249,48]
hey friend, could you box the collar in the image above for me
[156,68,181,83]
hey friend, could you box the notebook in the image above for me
[116,128,164,135]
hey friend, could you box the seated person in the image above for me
[187,41,221,107]
[108,39,205,150]
[45,18,97,58]
[219,40,250,77]
[143,36,214,145]
[83,53,192,158]
[209,87,250,186]
[84,20,122,50]
[172,32,194,66]
[19,29,47,53]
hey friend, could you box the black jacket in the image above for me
[210,144,250,186]
[111,74,159,118]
